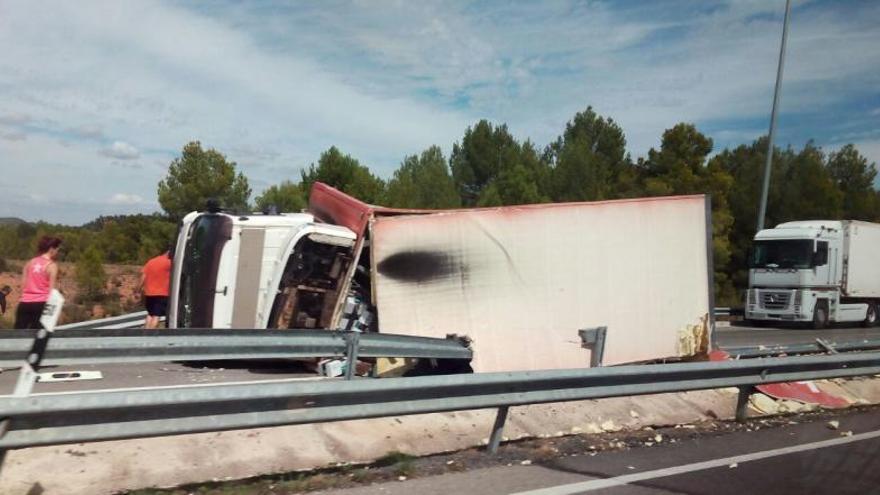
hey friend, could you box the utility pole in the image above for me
[756,0,792,232]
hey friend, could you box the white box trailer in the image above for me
[369,196,714,372]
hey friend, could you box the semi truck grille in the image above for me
[760,291,791,310]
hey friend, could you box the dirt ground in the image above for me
[0,260,143,327]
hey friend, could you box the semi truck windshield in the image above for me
[177,214,232,327]
[750,239,814,269]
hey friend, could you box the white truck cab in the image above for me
[168,210,358,330]
[745,220,880,328]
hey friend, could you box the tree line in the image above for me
[1,107,877,306]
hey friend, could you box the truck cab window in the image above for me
[750,239,813,269]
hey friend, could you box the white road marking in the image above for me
[512,428,880,495]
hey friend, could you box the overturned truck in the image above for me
[168,182,714,373]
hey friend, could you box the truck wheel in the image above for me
[812,301,829,330]
[863,303,878,328]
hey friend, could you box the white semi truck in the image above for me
[745,220,880,328]
[168,182,715,372]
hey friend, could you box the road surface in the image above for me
[316,408,880,495]
[715,322,880,355]
[0,359,318,394]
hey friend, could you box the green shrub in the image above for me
[75,246,107,303]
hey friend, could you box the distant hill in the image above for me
[0,217,27,226]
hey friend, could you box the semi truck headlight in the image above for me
[794,290,802,305]
[748,289,757,305]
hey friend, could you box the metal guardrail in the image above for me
[714,307,744,318]
[0,329,472,368]
[55,311,148,330]
[1,352,879,451]
[724,338,880,359]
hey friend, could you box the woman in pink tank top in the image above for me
[14,236,62,329]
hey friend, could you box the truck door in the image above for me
[815,240,831,285]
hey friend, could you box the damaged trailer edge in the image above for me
[168,182,714,374]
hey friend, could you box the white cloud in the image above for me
[1,131,27,142]
[0,0,876,223]
[849,140,880,166]
[216,0,879,160]
[108,193,144,205]
[0,132,163,223]
[66,124,104,139]
[100,141,140,160]
[0,1,470,161]
[0,112,32,125]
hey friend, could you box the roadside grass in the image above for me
[374,450,415,467]
[125,451,417,495]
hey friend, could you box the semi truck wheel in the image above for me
[812,301,829,330]
[863,303,878,328]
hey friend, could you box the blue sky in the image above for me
[0,0,878,224]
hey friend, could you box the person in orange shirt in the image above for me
[141,248,172,329]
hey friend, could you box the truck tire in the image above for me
[812,301,829,330]
[863,303,878,328]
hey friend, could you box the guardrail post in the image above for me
[14,325,54,397]
[0,416,8,474]
[487,406,510,454]
[578,326,607,367]
[344,331,360,380]
[735,385,754,422]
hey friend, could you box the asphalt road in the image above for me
[0,359,318,394]
[319,408,880,495]
[715,321,880,354]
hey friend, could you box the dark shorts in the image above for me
[145,296,168,317]
[15,301,46,329]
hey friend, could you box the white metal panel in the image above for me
[844,221,880,297]
[231,228,266,328]
[372,196,711,372]
[775,220,843,230]
[168,212,200,328]
[211,227,240,329]
[255,227,293,325]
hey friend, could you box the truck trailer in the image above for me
[168,183,714,372]
[745,220,880,328]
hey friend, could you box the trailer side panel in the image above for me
[844,221,880,298]
[371,195,711,372]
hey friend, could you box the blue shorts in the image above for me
[145,296,168,317]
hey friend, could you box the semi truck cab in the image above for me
[745,221,879,328]
[168,210,360,330]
